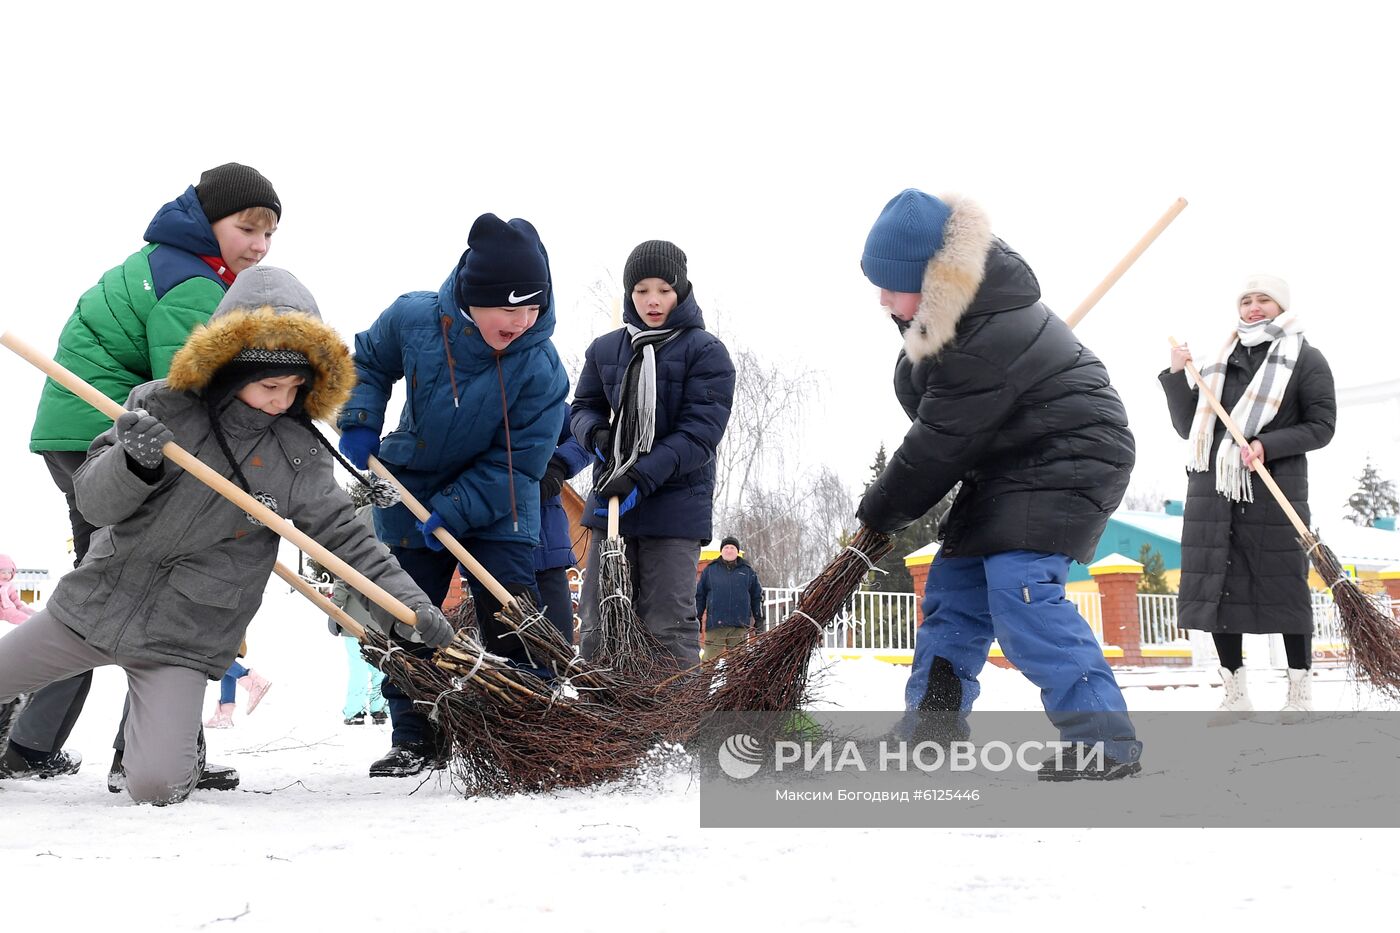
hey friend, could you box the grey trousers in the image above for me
[579,534,701,670]
[13,451,111,757]
[0,610,205,804]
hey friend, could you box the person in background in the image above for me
[0,554,36,626]
[696,536,763,660]
[203,659,272,729]
[1161,274,1335,723]
[533,407,593,647]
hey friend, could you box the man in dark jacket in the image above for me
[856,189,1142,781]
[696,536,764,659]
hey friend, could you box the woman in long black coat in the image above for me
[1160,274,1336,720]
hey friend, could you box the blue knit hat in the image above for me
[861,189,952,293]
[454,213,551,312]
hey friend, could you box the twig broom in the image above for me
[1171,336,1400,697]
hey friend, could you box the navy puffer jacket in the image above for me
[570,290,735,540]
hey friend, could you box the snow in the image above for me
[3,582,1398,930]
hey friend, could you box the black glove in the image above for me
[539,456,569,501]
[590,427,613,460]
[115,409,174,470]
[395,604,454,649]
[597,471,637,502]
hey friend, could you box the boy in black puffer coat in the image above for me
[857,189,1142,781]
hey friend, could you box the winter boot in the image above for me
[370,710,388,725]
[1036,743,1142,782]
[195,762,241,791]
[1280,668,1313,724]
[205,702,236,729]
[0,694,29,752]
[237,670,272,714]
[0,744,82,780]
[1208,666,1254,727]
[368,744,437,778]
[108,743,241,793]
[107,750,126,794]
[344,711,367,726]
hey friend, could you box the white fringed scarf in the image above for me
[1186,312,1304,502]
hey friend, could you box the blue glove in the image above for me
[339,426,381,470]
[416,511,446,551]
[593,474,640,518]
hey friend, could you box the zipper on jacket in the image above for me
[439,315,461,408]
[1022,586,1031,604]
[495,353,520,532]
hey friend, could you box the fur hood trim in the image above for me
[904,195,995,362]
[166,307,356,420]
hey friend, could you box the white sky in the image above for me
[3,0,1397,571]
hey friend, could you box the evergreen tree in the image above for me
[861,444,956,592]
[1136,544,1171,594]
[1344,458,1399,527]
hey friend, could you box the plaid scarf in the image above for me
[1186,311,1304,502]
[597,324,683,488]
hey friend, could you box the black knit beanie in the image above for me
[624,240,689,300]
[721,535,741,551]
[453,213,552,312]
[196,163,282,223]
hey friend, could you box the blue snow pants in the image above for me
[902,550,1142,764]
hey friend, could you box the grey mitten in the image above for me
[115,409,174,469]
[395,604,454,649]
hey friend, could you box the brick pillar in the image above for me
[1088,554,1145,667]
[908,561,931,609]
[1379,568,1400,618]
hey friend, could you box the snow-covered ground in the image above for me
[3,581,1398,930]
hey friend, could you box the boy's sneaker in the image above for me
[344,712,367,726]
[368,744,437,778]
[370,710,388,725]
[0,745,82,780]
[1037,743,1142,782]
[106,748,240,793]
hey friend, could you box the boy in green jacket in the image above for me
[3,163,279,785]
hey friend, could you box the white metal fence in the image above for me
[763,585,1391,666]
[761,588,1103,651]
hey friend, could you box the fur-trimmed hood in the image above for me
[898,196,1041,363]
[166,302,355,421]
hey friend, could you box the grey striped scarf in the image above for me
[597,324,683,488]
[1186,311,1304,501]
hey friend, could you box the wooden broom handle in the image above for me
[607,497,620,538]
[1065,198,1188,330]
[321,424,516,608]
[272,561,367,640]
[1169,337,1313,541]
[0,330,417,626]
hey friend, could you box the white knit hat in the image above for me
[1239,273,1290,311]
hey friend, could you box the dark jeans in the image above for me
[536,566,576,645]
[382,541,539,751]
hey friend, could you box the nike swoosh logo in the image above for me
[508,289,543,304]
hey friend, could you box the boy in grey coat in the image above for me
[0,267,450,805]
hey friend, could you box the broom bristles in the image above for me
[1305,536,1400,699]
